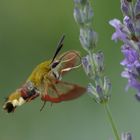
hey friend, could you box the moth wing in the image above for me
[60,51,81,73]
[41,80,86,103]
[52,51,81,76]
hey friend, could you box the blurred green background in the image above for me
[0,0,139,140]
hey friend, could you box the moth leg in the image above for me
[26,93,39,102]
[46,77,61,97]
[40,101,47,112]
[44,77,61,99]
[50,102,53,107]
[50,83,61,97]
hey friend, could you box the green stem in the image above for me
[104,103,120,140]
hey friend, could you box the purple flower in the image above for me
[110,0,140,100]
[121,45,140,98]
[109,19,128,42]
[120,45,140,68]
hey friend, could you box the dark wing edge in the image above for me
[41,80,86,103]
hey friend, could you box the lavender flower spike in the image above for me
[74,0,111,104]
[110,0,140,100]
[74,1,121,140]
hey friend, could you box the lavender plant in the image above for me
[111,133,132,140]
[121,133,132,140]
[112,133,132,140]
[109,0,140,100]
[73,0,121,140]
[74,0,111,104]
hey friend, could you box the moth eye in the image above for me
[51,61,59,68]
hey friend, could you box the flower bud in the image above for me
[121,132,132,140]
[74,7,84,26]
[83,2,94,24]
[82,55,95,78]
[121,0,132,17]
[80,28,97,52]
[93,51,104,73]
[103,76,112,96]
[74,0,87,6]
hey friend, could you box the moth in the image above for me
[3,35,86,113]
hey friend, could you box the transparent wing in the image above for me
[51,51,81,79]
[41,80,86,103]
[59,51,81,74]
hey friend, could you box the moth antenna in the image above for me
[51,34,65,64]
[40,101,47,112]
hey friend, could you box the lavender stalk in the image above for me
[73,0,120,140]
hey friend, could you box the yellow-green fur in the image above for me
[27,60,51,87]
[8,91,21,101]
